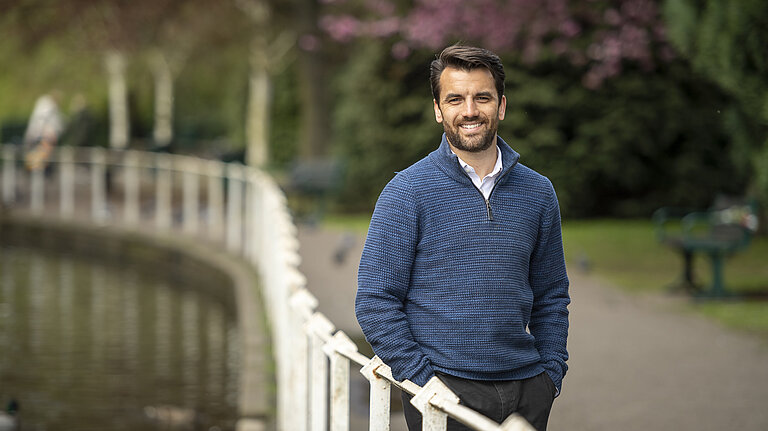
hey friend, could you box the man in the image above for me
[356,45,570,431]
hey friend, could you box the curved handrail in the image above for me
[0,144,534,431]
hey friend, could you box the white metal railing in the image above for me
[0,144,535,431]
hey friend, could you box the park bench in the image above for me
[652,197,759,297]
[285,158,344,224]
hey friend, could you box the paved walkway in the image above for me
[298,225,768,431]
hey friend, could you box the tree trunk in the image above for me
[296,0,331,160]
[246,40,272,167]
[150,52,174,149]
[105,51,130,149]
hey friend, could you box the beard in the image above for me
[443,114,499,153]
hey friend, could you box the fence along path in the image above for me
[0,144,535,431]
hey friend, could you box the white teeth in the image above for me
[461,123,481,129]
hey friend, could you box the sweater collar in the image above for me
[429,133,520,185]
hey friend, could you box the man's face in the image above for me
[433,67,506,153]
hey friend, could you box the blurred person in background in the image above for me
[60,93,95,147]
[356,45,570,431]
[23,92,65,171]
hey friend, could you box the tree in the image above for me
[323,1,752,216]
[293,0,333,160]
[234,0,295,167]
[0,0,141,149]
[321,0,675,88]
[69,0,149,149]
[1,0,251,152]
[664,0,768,204]
[141,0,244,149]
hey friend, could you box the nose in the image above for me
[462,99,479,118]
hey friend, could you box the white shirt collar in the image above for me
[452,145,503,199]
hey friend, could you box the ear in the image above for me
[498,95,507,121]
[433,99,443,123]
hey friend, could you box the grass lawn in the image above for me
[562,219,768,339]
[324,214,768,339]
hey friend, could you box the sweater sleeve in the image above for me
[528,181,570,395]
[356,173,435,387]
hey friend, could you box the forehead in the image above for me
[438,67,496,98]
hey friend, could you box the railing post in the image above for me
[123,151,140,225]
[59,146,75,218]
[411,377,460,431]
[246,169,264,265]
[274,269,306,431]
[258,174,273,275]
[226,163,244,254]
[155,154,173,230]
[91,148,107,222]
[30,163,44,214]
[361,356,391,431]
[288,288,318,431]
[243,168,256,261]
[307,313,335,431]
[182,158,200,235]
[323,331,358,431]
[3,146,16,205]
[207,160,224,242]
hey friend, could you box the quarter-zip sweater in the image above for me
[356,134,570,393]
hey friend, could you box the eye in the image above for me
[476,96,491,102]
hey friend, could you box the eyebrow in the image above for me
[443,91,495,101]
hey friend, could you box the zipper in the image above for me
[456,157,516,221]
[459,168,499,222]
[484,159,517,220]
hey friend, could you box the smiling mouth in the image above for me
[460,122,483,130]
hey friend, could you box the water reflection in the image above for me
[0,246,239,430]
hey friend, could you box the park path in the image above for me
[297,225,768,431]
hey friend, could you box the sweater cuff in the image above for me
[408,364,436,387]
[543,362,565,397]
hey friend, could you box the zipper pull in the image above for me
[485,199,493,221]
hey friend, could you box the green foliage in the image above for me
[269,61,301,168]
[332,41,438,211]
[0,38,107,119]
[663,0,768,204]
[331,41,749,217]
[171,44,251,155]
[0,31,253,153]
[503,59,749,217]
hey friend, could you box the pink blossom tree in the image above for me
[320,0,675,88]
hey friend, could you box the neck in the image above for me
[449,138,498,178]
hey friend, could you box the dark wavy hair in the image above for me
[430,44,505,106]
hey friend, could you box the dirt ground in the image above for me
[297,225,768,431]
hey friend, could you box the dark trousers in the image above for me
[401,372,556,431]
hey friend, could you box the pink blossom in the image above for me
[560,20,581,38]
[299,34,320,52]
[321,0,675,88]
[319,15,361,43]
[365,0,396,16]
[391,41,410,59]
[604,9,622,26]
[366,17,400,38]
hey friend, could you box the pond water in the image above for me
[0,246,239,430]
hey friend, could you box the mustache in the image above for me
[457,116,485,124]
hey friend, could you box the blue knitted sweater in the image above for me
[356,135,570,392]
